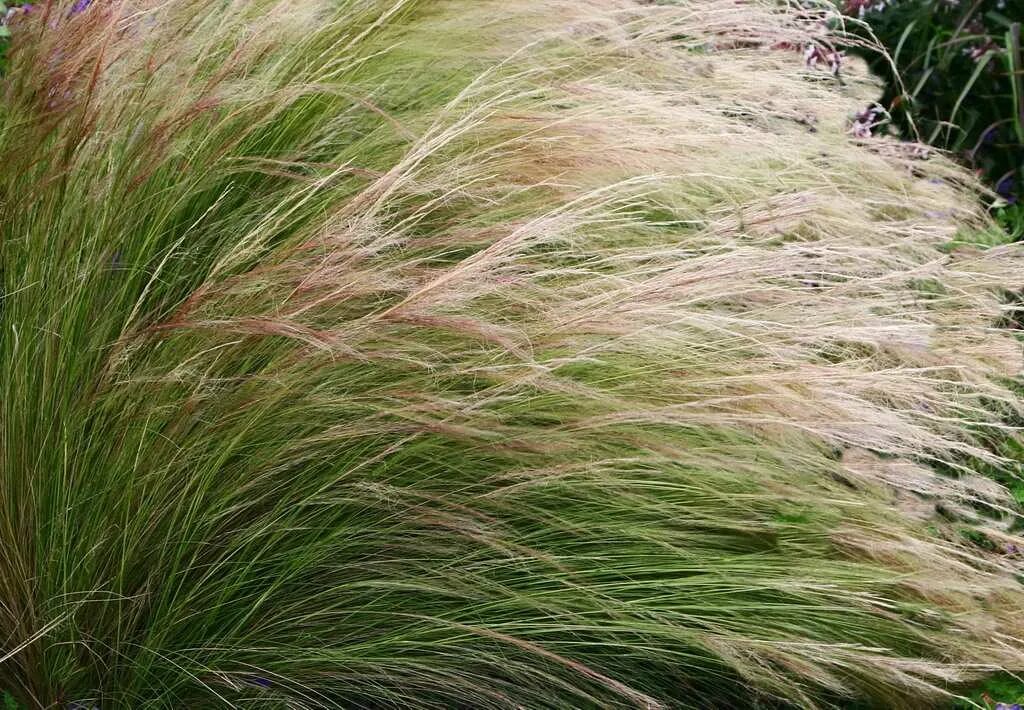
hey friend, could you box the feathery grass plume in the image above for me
[2,0,1024,707]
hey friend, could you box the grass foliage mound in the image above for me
[2,0,1024,707]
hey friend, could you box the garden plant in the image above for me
[1,0,1024,708]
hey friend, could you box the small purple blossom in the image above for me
[851,105,884,139]
[965,38,998,61]
[70,0,92,15]
[4,2,32,22]
[804,44,844,77]
[995,173,1017,204]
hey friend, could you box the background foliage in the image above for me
[846,0,1024,237]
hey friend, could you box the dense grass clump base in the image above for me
[2,1,1024,707]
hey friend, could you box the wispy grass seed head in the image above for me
[1,0,1023,708]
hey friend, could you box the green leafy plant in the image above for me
[954,672,1024,708]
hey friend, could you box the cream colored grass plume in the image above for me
[0,0,1022,707]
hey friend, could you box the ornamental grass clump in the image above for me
[2,0,1024,707]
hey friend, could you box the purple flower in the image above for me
[4,3,32,21]
[966,39,997,60]
[996,173,1017,204]
[249,676,272,688]
[70,0,92,15]
[803,44,844,77]
[851,105,883,138]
